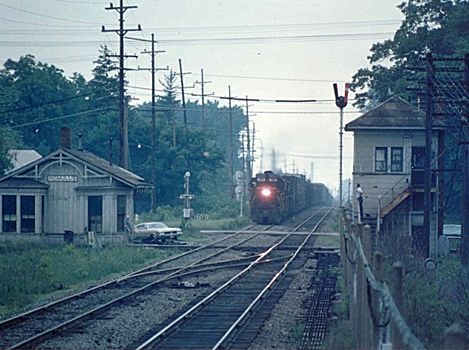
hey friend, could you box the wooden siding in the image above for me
[0,149,141,235]
[41,162,81,233]
[36,156,133,234]
[352,129,439,217]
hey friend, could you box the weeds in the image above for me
[0,242,173,318]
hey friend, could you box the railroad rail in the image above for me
[134,207,332,350]
[0,224,277,350]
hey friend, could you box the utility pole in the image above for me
[251,122,256,175]
[102,0,141,169]
[424,53,434,258]
[271,148,277,173]
[138,34,167,210]
[241,133,246,174]
[462,53,469,267]
[178,58,191,129]
[333,83,350,208]
[259,139,264,172]
[245,96,252,182]
[195,69,212,130]
[228,86,234,197]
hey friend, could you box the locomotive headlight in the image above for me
[261,188,272,197]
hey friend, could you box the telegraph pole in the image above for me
[251,122,256,175]
[245,96,252,183]
[195,69,212,130]
[462,53,469,267]
[228,86,234,197]
[424,53,434,258]
[178,58,191,129]
[102,0,141,169]
[137,34,167,210]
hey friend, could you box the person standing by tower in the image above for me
[356,183,364,223]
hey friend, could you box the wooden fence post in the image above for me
[391,262,404,350]
[346,222,357,348]
[362,225,372,349]
[444,323,467,350]
[372,251,384,349]
[340,209,347,292]
[356,223,364,349]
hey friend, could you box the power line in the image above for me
[50,0,103,4]
[128,85,350,104]
[136,19,401,33]
[0,93,113,115]
[8,106,115,128]
[0,31,394,47]
[147,32,394,45]
[0,2,100,25]
[205,73,346,83]
[136,105,360,115]
[0,16,97,28]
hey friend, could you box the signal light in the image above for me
[333,82,350,108]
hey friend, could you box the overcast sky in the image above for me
[0,0,404,195]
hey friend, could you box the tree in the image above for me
[351,0,469,110]
[130,71,249,209]
[0,127,18,175]
[159,70,180,148]
[351,0,469,221]
[72,46,119,159]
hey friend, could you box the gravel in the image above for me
[24,210,339,349]
[248,258,318,350]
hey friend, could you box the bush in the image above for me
[403,256,469,349]
[191,194,244,219]
[138,205,180,223]
[322,320,354,350]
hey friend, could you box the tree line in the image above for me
[0,46,246,210]
[351,0,469,221]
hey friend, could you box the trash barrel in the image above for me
[64,230,74,244]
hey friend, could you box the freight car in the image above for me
[249,171,310,224]
[310,182,333,206]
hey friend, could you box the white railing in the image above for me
[377,175,409,233]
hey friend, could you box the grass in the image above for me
[314,234,340,249]
[0,215,251,319]
[291,321,305,347]
[322,267,354,350]
[0,241,175,318]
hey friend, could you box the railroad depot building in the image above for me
[0,131,151,236]
[345,96,445,255]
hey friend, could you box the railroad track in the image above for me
[299,251,339,350]
[0,224,278,350]
[133,207,332,350]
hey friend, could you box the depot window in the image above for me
[375,147,388,172]
[2,195,16,232]
[20,196,35,233]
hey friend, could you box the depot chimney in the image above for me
[60,127,71,149]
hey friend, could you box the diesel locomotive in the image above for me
[249,170,331,224]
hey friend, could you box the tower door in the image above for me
[411,147,425,186]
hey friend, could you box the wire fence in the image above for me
[339,208,467,350]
